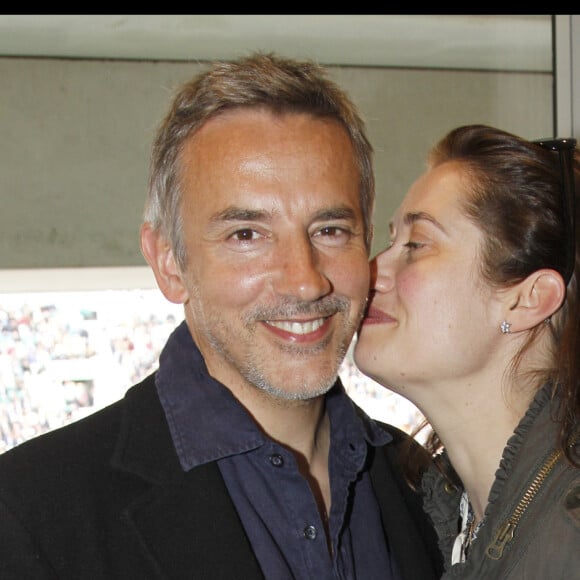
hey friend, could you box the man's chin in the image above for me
[255,375,337,402]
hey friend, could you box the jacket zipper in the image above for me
[485,430,579,560]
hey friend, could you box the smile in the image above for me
[266,318,326,335]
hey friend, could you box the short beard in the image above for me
[242,339,349,401]
[206,294,356,401]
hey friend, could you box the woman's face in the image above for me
[354,161,505,393]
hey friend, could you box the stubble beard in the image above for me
[194,295,362,402]
[242,335,350,401]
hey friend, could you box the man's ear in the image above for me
[140,222,188,304]
[504,269,566,332]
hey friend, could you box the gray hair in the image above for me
[143,51,375,270]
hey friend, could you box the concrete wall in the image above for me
[0,57,553,269]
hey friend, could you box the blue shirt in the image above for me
[156,321,401,580]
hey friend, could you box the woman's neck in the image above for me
[417,373,536,521]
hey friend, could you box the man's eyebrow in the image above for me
[313,206,357,221]
[210,207,272,223]
[403,211,447,233]
[210,205,357,223]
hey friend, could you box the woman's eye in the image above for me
[403,241,424,251]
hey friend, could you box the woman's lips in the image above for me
[362,307,396,325]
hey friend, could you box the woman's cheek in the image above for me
[396,268,425,300]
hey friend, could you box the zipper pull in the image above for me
[486,520,516,560]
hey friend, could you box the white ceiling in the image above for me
[0,14,553,71]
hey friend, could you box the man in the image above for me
[0,52,442,579]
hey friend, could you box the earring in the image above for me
[500,320,511,334]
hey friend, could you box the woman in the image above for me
[355,125,580,578]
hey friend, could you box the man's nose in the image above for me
[273,237,332,301]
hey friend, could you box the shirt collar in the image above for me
[156,320,391,472]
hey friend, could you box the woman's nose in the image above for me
[370,249,395,293]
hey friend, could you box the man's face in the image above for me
[158,109,370,401]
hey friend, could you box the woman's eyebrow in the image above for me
[403,211,447,234]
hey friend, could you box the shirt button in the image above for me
[269,454,284,467]
[303,525,317,540]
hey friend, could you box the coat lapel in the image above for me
[123,463,263,578]
[111,375,264,578]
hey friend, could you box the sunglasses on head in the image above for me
[533,137,577,284]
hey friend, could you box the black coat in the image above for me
[0,374,443,579]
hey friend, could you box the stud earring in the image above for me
[500,320,511,334]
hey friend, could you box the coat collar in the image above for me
[109,375,264,577]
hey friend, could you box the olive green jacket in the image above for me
[422,384,580,579]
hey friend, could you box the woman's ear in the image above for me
[504,269,566,332]
[140,222,188,304]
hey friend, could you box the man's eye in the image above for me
[231,229,258,241]
[317,226,351,238]
[313,225,355,247]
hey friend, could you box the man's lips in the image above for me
[266,318,325,334]
[362,306,396,325]
[263,316,331,342]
